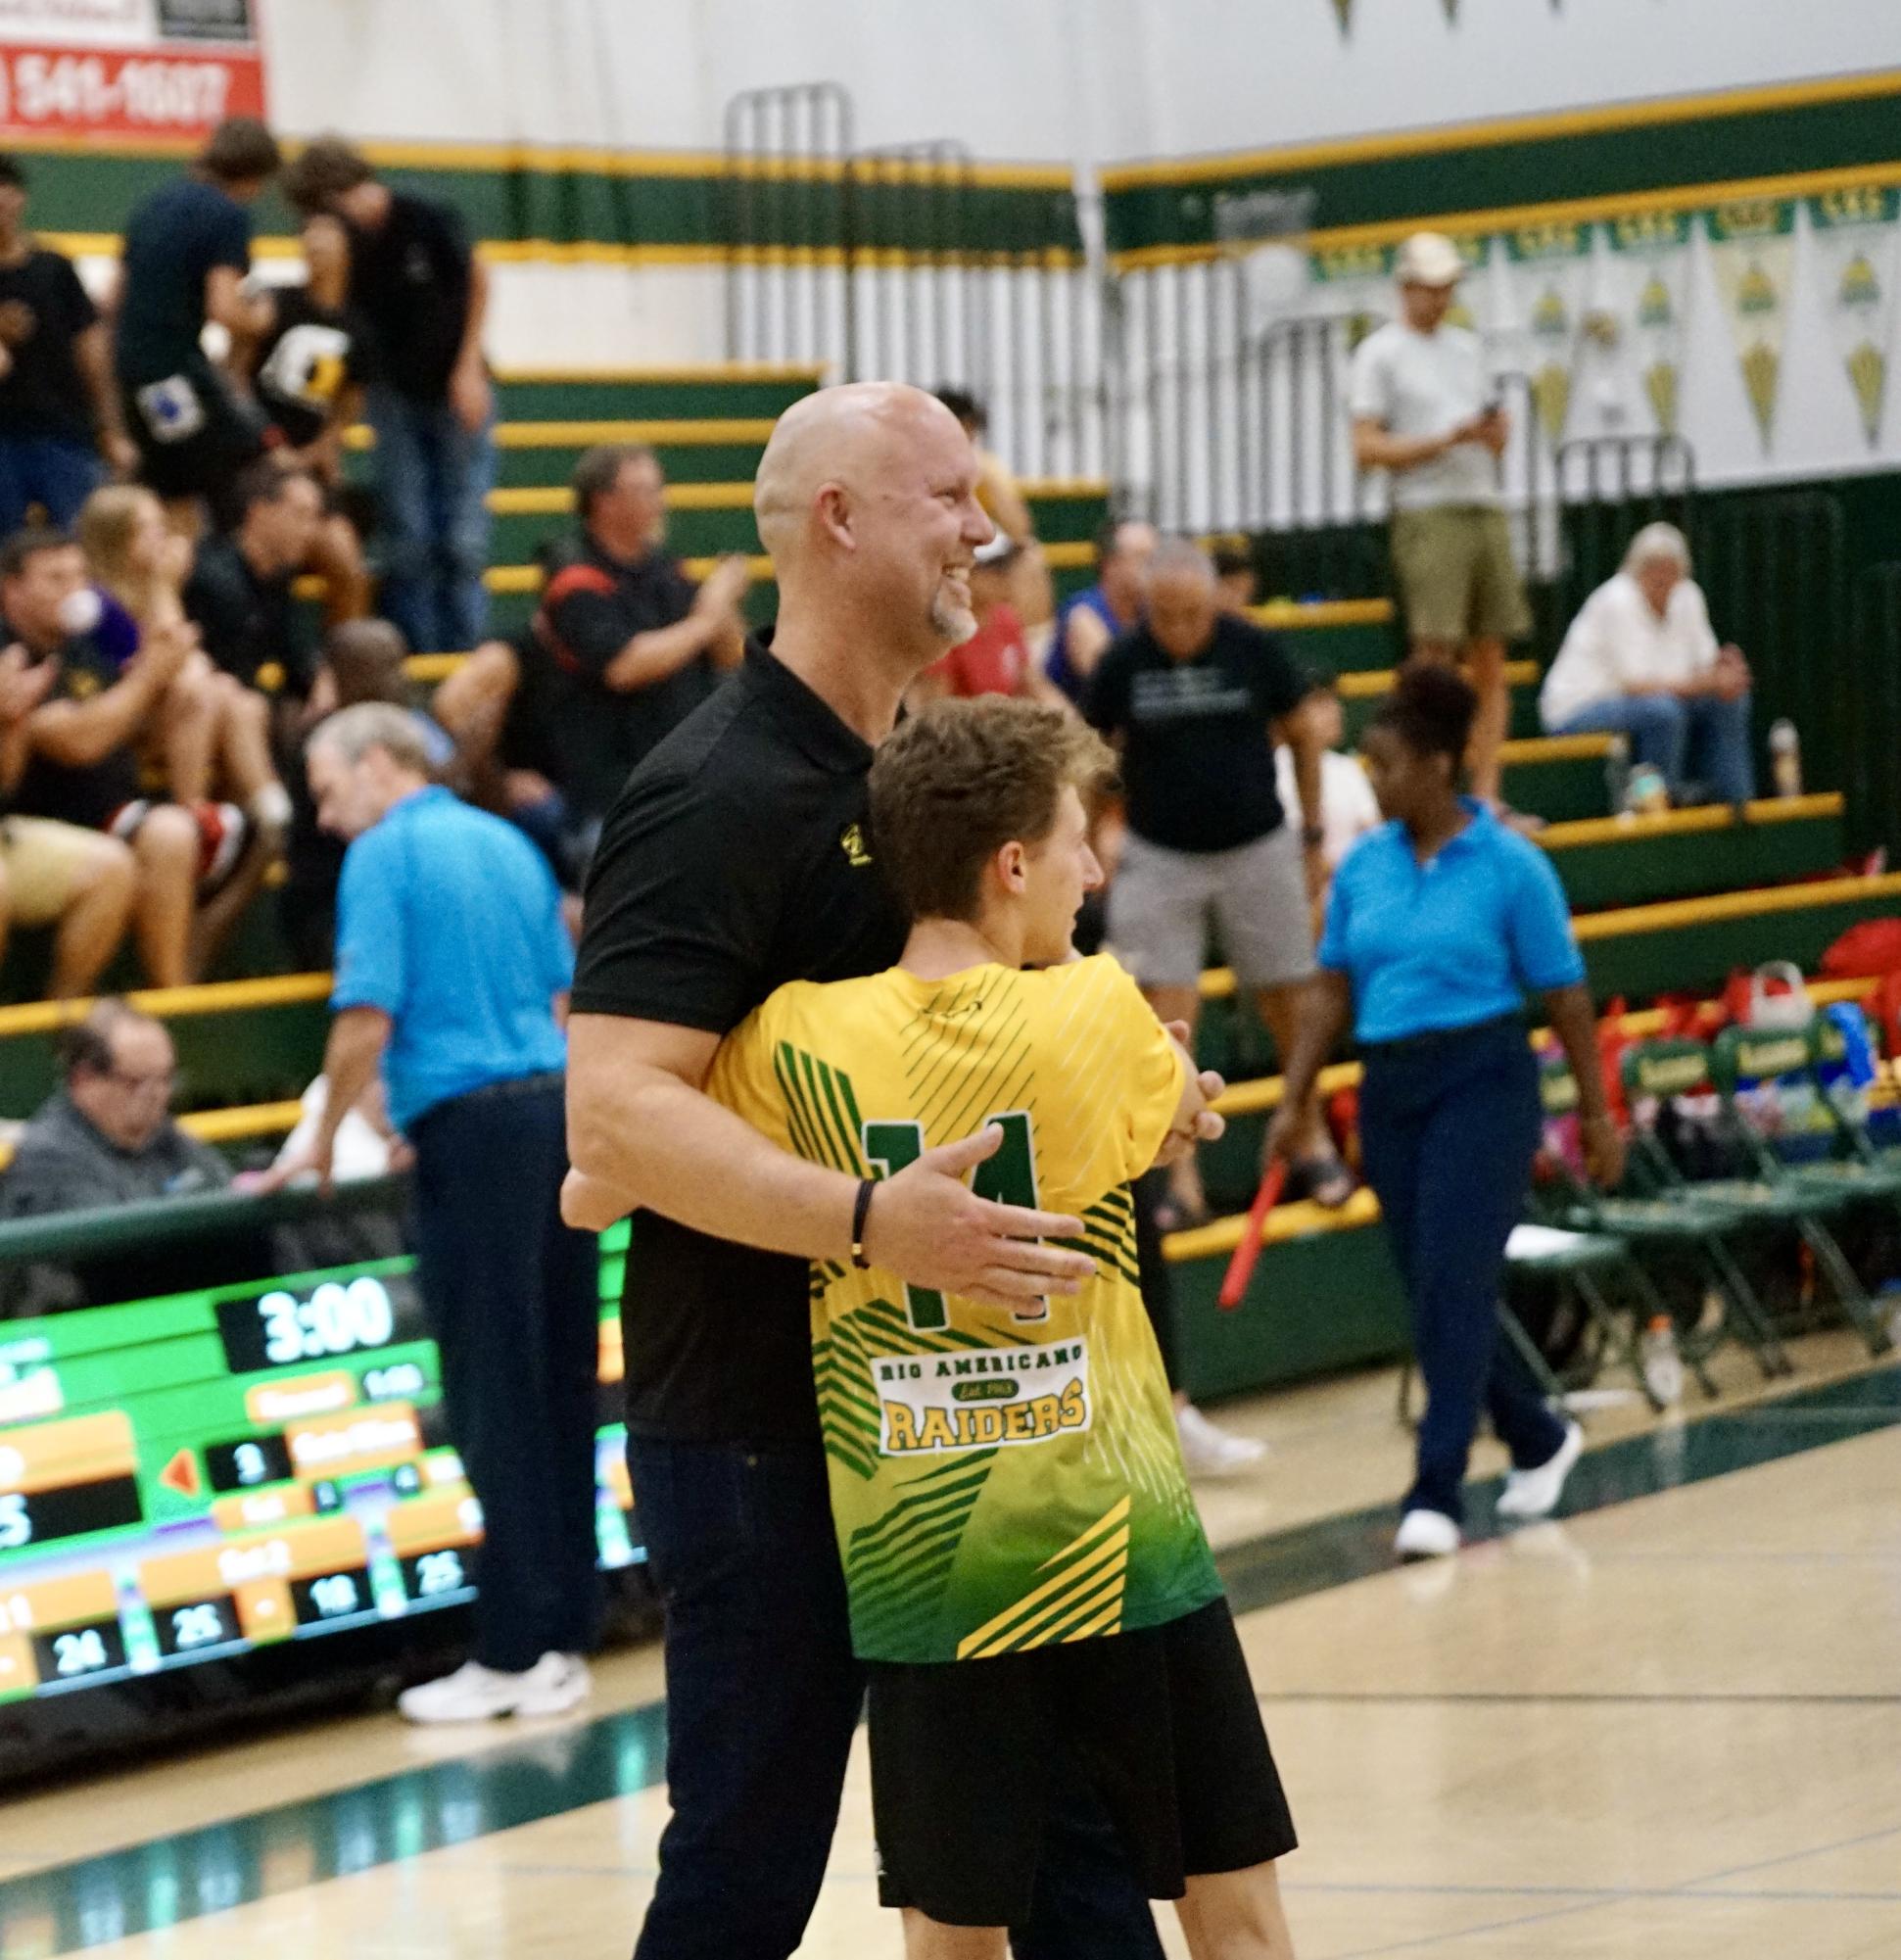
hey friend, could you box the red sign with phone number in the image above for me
[0,40,264,138]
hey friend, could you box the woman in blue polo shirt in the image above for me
[1268,667,1624,1558]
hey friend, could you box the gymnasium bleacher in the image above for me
[4,328,1889,1413]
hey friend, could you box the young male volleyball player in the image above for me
[707,698,1299,1959]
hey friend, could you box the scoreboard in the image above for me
[0,1221,640,1762]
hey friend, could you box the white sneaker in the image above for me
[1496,1420,1585,1522]
[1175,1405,1267,1478]
[1394,1508,1461,1560]
[397,1652,592,1725]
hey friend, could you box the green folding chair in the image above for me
[1534,1050,1790,1393]
[1619,1035,1877,1357]
[1705,1024,1897,1357]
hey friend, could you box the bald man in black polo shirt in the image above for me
[568,384,1214,1959]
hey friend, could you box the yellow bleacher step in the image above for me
[0,973,331,1041]
[1337,659,1540,698]
[490,363,828,384]
[317,540,1097,612]
[1498,733,1616,766]
[344,418,782,451]
[1541,791,1843,855]
[1201,865,1901,998]
[488,477,1111,517]
[491,483,754,514]
[1164,1185,1383,1263]
[1247,598,1394,631]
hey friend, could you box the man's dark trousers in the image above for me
[409,1072,601,1671]
[628,1432,1167,1960]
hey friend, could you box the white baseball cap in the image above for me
[1395,231,1465,288]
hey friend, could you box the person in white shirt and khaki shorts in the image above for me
[1350,231,1532,823]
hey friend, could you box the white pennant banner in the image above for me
[1596,210,1694,436]
[1705,200,1796,448]
[1501,220,1594,445]
[1808,185,1901,446]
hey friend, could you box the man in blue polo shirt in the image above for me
[270,700,600,1720]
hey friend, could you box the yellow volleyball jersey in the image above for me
[707,953,1223,1665]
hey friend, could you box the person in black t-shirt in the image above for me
[0,154,138,535]
[0,529,204,986]
[283,136,494,656]
[112,118,280,523]
[434,441,747,860]
[244,215,375,625]
[1086,537,1350,1220]
[184,461,324,699]
[564,382,1212,1959]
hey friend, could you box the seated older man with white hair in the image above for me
[1539,522,1755,808]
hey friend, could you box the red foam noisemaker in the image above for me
[1217,1159,1288,1312]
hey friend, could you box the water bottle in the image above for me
[1640,1314,1685,1407]
[1625,763,1670,815]
[1601,734,1630,817]
[1769,719,1802,798]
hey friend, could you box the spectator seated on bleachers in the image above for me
[241,214,374,625]
[1212,539,1259,614]
[184,460,324,703]
[78,485,289,847]
[1046,515,1156,702]
[1540,521,1756,809]
[0,640,134,996]
[0,999,254,1316]
[0,150,139,536]
[432,440,747,871]
[1,525,252,986]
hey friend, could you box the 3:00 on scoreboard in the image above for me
[0,1239,640,1769]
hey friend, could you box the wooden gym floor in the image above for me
[3,1329,1898,1959]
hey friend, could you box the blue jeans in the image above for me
[1553,692,1756,806]
[0,434,102,534]
[627,1433,1166,1960]
[367,386,495,653]
[1358,1017,1566,1522]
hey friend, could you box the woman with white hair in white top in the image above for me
[1539,522,1755,807]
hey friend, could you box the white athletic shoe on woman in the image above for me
[1175,1404,1267,1477]
[1496,1420,1585,1522]
[397,1651,592,1725]
[1394,1507,1461,1560]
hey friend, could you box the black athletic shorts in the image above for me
[121,364,263,504]
[868,1596,1297,1929]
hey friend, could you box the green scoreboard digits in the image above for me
[0,1224,638,1730]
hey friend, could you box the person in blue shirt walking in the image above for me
[266,701,600,1720]
[1267,667,1624,1559]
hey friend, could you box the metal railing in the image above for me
[719,82,1105,481]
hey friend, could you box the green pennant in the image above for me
[1441,0,1459,19]
[1330,0,1353,31]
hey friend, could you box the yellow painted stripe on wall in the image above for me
[1099,69,1901,190]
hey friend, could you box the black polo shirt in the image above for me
[571,643,907,1444]
[183,532,313,697]
[520,533,717,820]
